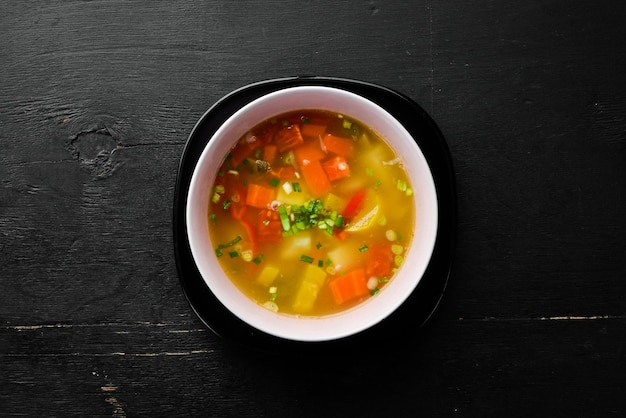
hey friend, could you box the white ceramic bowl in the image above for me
[186,86,438,342]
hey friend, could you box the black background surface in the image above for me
[1,1,625,416]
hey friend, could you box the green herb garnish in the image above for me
[278,205,290,231]
[299,255,314,264]
[215,235,242,256]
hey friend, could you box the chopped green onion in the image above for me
[394,255,404,267]
[375,180,382,187]
[269,177,280,187]
[241,250,253,262]
[397,179,407,192]
[215,185,225,194]
[211,192,221,204]
[301,116,311,124]
[209,213,217,224]
[359,244,369,253]
[370,288,380,296]
[335,215,344,228]
[254,149,262,158]
[252,254,265,265]
[222,199,231,210]
[342,119,352,129]
[405,188,413,197]
[228,251,239,258]
[215,235,242,253]
[316,242,322,249]
[215,249,223,257]
[278,205,290,231]
[282,120,290,127]
[299,255,314,264]
[292,182,301,192]
[391,244,404,255]
[318,260,324,267]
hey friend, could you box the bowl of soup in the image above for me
[186,85,438,342]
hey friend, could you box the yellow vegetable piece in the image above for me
[291,264,327,313]
[345,204,379,232]
[323,193,347,213]
[257,265,280,287]
[345,191,381,233]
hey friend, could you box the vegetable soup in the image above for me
[208,110,415,316]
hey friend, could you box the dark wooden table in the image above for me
[2,1,625,416]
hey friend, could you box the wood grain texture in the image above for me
[1,0,625,416]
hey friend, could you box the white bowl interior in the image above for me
[186,86,438,342]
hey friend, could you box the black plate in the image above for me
[173,76,456,353]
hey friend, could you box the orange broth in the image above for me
[208,110,415,316]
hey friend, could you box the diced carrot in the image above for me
[322,156,351,182]
[263,145,277,166]
[257,209,283,242]
[299,160,331,198]
[240,219,258,255]
[229,139,262,166]
[322,134,355,158]
[246,183,276,209]
[328,268,369,305]
[274,125,304,152]
[293,139,326,164]
[366,244,394,278]
[271,166,296,180]
[229,187,247,220]
[301,124,327,139]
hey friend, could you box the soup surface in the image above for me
[208,110,415,316]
